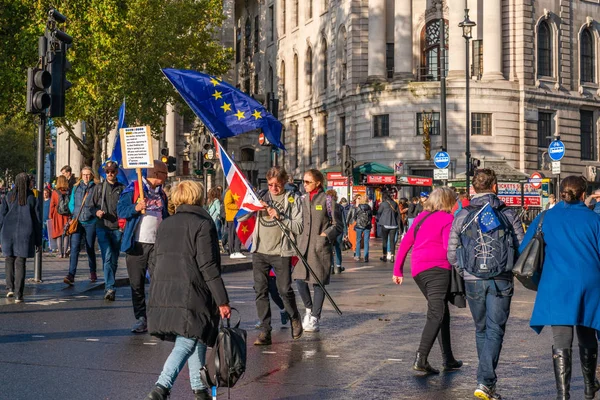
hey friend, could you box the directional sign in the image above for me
[434,168,449,180]
[548,140,565,161]
[529,172,543,189]
[433,151,450,169]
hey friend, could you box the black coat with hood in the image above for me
[147,204,229,346]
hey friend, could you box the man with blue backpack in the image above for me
[447,169,524,400]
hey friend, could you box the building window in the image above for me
[292,122,299,169]
[472,40,483,79]
[339,115,346,146]
[244,18,251,60]
[322,38,328,90]
[243,78,250,94]
[293,53,299,101]
[268,65,274,93]
[254,16,259,54]
[240,148,255,162]
[338,27,347,83]
[373,114,390,138]
[322,113,328,163]
[420,19,448,81]
[322,0,329,12]
[537,21,552,77]
[281,0,286,34]
[581,110,596,161]
[386,43,394,79]
[537,112,553,148]
[253,74,259,95]
[581,29,595,83]
[293,0,299,27]
[269,6,274,42]
[471,113,492,136]
[235,27,241,63]
[306,46,313,95]
[417,112,441,135]
[305,117,313,166]
[307,0,313,20]
[280,60,286,106]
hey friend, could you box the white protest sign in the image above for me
[119,126,154,169]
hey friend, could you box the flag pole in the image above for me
[211,134,342,316]
[460,201,490,233]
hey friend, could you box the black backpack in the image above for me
[57,191,71,216]
[456,204,516,279]
[200,311,247,395]
[355,206,370,229]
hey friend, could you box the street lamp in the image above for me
[459,8,476,195]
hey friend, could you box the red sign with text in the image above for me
[327,172,344,180]
[499,196,542,207]
[366,175,396,184]
[398,176,433,186]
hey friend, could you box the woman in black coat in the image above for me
[376,191,401,262]
[146,181,231,400]
[0,173,41,303]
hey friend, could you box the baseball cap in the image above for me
[420,191,429,198]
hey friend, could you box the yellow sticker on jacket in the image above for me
[315,205,323,210]
[288,196,294,203]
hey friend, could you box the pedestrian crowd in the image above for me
[1,162,599,400]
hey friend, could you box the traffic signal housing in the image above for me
[341,145,353,177]
[26,67,52,114]
[47,41,72,118]
[160,148,169,164]
[469,157,481,176]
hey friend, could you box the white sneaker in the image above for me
[302,309,311,329]
[236,252,247,259]
[304,315,320,332]
[386,252,392,261]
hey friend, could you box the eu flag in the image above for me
[162,68,285,150]
[478,203,501,233]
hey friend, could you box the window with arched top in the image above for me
[240,148,255,162]
[244,18,251,60]
[581,28,595,83]
[337,27,347,83]
[306,46,313,95]
[268,65,274,93]
[280,60,286,105]
[537,21,552,77]
[420,20,448,81]
[322,38,328,90]
[293,53,299,101]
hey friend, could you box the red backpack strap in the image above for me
[132,183,140,203]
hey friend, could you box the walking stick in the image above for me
[269,204,343,316]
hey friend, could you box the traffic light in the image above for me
[469,157,481,176]
[26,67,52,114]
[341,145,353,177]
[160,148,169,164]
[167,156,176,173]
[203,153,215,171]
[46,8,72,118]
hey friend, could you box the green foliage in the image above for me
[0,0,232,170]
[0,124,36,182]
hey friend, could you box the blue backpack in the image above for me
[456,204,516,279]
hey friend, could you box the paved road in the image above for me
[0,248,591,399]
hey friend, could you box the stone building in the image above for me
[229,0,600,194]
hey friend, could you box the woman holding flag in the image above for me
[293,169,343,332]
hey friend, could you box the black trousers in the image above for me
[253,253,299,333]
[381,227,398,256]
[268,276,285,310]
[296,281,325,319]
[227,221,241,253]
[414,267,454,360]
[552,325,598,349]
[5,256,26,299]
[125,242,155,320]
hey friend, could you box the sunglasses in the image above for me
[303,180,315,184]
[105,170,116,175]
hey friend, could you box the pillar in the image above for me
[482,0,504,80]
[448,1,467,79]
[394,0,413,79]
[368,0,387,80]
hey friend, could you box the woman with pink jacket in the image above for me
[392,187,462,375]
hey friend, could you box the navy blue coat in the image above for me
[0,191,41,258]
[520,201,600,333]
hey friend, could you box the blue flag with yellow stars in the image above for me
[162,68,285,150]
[478,203,501,233]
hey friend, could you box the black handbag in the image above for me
[341,237,352,251]
[513,211,546,291]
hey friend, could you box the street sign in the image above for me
[119,126,154,169]
[529,172,543,189]
[548,140,565,161]
[552,161,561,175]
[434,168,449,180]
[433,151,451,169]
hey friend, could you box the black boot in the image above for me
[147,384,170,400]
[553,347,572,400]
[193,388,211,400]
[580,346,600,399]
[442,357,463,371]
[412,352,439,374]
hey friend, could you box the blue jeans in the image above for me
[96,227,122,290]
[157,336,207,391]
[69,222,97,277]
[355,228,370,259]
[407,218,415,228]
[465,279,513,387]
[215,218,223,241]
[332,234,343,267]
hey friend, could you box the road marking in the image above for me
[227,286,254,290]
[262,351,277,354]
[232,301,246,304]
[387,358,402,362]
[365,309,376,312]
[86,338,99,342]
[344,266,375,272]
[144,343,157,346]
[326,355,340,358]
[31,335,45,338]
[343,283,388,293]
[522,366,538,369]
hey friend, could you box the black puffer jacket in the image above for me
[148,205,229,346]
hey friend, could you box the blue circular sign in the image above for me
[433,151,451,169]
[548,140,565,161]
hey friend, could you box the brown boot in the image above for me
[253,331,272,345]
[291,317,303,339]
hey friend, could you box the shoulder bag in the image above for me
[513,211,547,291]
[64,191,89,236]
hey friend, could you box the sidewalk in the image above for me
[0,250,252,305]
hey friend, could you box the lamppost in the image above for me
[459,8,476,194]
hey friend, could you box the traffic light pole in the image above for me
[33,113,46,282]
